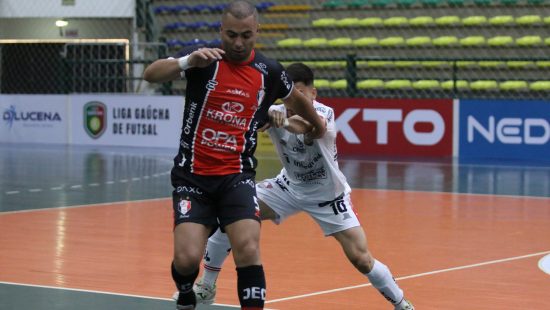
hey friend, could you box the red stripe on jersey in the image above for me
[192,60,263,175]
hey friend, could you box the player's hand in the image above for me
[188,48,225,68]
[258,122,271,132]
[269,110,288,128]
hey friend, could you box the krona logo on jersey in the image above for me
[84,101,107,139]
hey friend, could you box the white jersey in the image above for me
[267,101,351,201]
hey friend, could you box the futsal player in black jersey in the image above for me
[143,1,326,309]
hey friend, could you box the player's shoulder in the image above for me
[252,50,284,73]
[313,101,334,117]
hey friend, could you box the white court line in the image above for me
[358,187,550,201]
[0,281,277,309]
[266,250,550,304]
[0,197,170,215]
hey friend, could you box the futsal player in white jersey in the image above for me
[178,63,414,309]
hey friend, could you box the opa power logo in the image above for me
[84,101,106,139]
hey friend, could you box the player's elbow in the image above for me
[143,66,158,83]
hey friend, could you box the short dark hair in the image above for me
[286,63,314,86]
[222,1,258,20]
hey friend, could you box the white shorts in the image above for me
[256,177,360,236]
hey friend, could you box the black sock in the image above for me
[171,261,199,307]
[236,265,266,308]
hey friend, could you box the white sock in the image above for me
[365,260,404,305]
[202,228,231,287]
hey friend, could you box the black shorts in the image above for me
[171,167,260,229]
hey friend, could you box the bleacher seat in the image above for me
[409,16,435,26]
[447,0,465,5]
[473,0,492,5]
[336,18,360,27]
[394,60,421,67]
[462,16,488,26]
[267,4,313,11]
[322,0,347,9]
[489,16,514,26]
[433,36,459,46]
[527,0,546,4]
[385,79,413,89]
[383,17,409,27]
[421,0,443,6]
[348,0,369,8]
[353,37,379,47]
[379,36,405,46]
[421,61,450,67]
[470,80,498,90]
[372,0,392,7]
[361,61,393,67]
[255,2,275,12]
[500,0,518,5]
[186,21,209,30]
[398,0,417,6]
[277,38,302,47]
[441,80,469,90]
[515,35,543,46]
[190,4,211,13]
[314,79,331,88]
[303,38,328,47]
[545,37,550,45]
[515,15,543,25]
[506,61,534,68]
[358,17,383,27]
[456,61,477,67]
[488,36,514,46]
[544,16,550,25]
[357,79,385,89]
[529,81,550,91]
[435,16,461,26]
[412,80,441,89]
[312,18,337,27]
[499,80,528,90]
[478,61,504,67]
[460,36,486,46]
[406,36,432,46]
[330,80,348,89]
[536,61,550,68]
[328,37,353,47]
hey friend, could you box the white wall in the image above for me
[0,18,132,40]
[0,0,135,18]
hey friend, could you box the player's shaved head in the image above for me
[222,0,258,21]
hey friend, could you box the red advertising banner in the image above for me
[321,98,454,157]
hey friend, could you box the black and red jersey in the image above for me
[173,46,293,176]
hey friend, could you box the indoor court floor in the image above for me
[1,143,549,309]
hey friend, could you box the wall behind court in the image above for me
[0,0,135,18]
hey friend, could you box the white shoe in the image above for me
[395,299,415,310]
[193,280,216,305]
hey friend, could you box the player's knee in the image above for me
[173,249,203,272]
[232,242,260,266]
[349,251,374,273]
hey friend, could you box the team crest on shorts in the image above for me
[178,199,192,218]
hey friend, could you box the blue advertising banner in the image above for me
[459,99,550,163]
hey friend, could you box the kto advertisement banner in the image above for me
[0,95,68,144]
[71,95,184,148]
[321,98,454,157]
[459,99,550,162]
